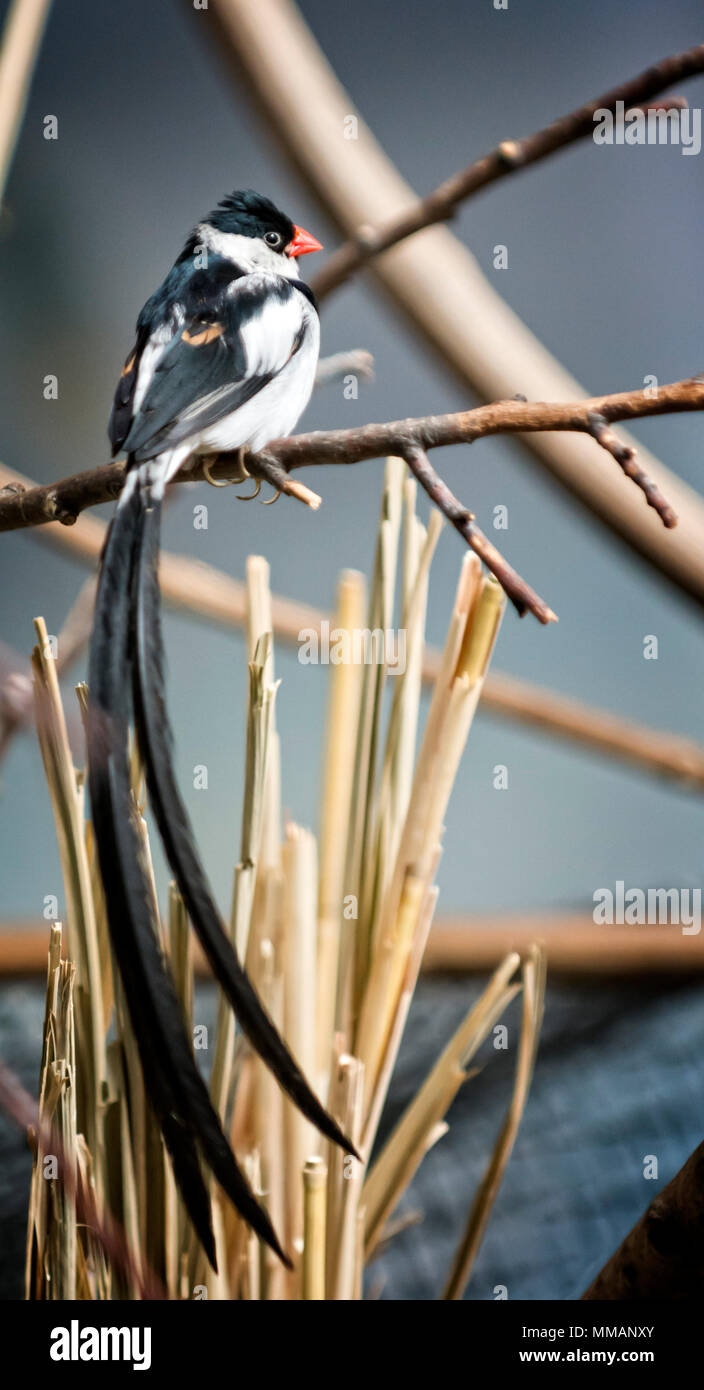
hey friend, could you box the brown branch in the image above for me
[403,444,557,623]
[422,916,704,977]
[5,911,704,978]
[3,458,703,785]
[0,377,696,525]
[309,39,704,298]
[586,412,678,527]
[5,913,703,980]
[0,0,53,201]
[582,1140,704,1299]
[0,376,694,621]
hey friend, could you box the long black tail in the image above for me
[87,479,290,1271]
[130,487,358,1159]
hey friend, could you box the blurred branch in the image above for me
[314,348,374,386]
[4,913,704,980]
[0,376,698,618]
[3,449,704,784]
[205,0,704,610]
[310,47,703,298]
[582,1140,704,1299]
[423,917,704,976]
[0,0,52,200]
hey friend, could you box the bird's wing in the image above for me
[117,275,307,462]
[108,334,147,456]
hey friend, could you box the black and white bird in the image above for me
[87,190,354,1271]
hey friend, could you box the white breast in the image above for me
[195,297,320,455]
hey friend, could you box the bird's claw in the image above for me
[202,447,250,489]
[202,449,281,505]
[236,477,262,501]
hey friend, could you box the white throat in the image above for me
[196,223,301,279]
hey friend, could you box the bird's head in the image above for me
[198,189,322,276]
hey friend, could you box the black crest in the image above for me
[206,189,295,244]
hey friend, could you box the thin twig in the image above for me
[403,444,557,622]
[311,39,704,298]
[586,411,677,527]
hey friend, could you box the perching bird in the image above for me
[87,190,355,1271]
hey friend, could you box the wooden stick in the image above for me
[325,1053,364,1301]
[316,569,366,1080]
[282,822,319,1259]
[302,1157,327,1300]
[355,574,505,1110]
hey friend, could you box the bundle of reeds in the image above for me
[25,458,544,1300]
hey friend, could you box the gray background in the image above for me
[0,0,703,1300]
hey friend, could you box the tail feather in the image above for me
[87,482,290,1271]
[130,493,359,1160]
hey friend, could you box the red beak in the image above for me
[287,224,323,258]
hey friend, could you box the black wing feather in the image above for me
[122,279,296,463]
[109,335,146,456]
[87,485,290,1270]
[131,494,359,1159]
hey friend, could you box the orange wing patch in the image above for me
[120,352,136,378]
[181,323,225,347]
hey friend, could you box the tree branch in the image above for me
[0,0,53,202]
[310,38,704,299]
[1,376,697,621]
[205,0,704,613]
[584,412,678,528]
[403,444,557,623]
[314,347,374,386]
[3,458,704,786]
[5,912,704,979]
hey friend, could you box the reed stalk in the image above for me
[22,465,540,1300]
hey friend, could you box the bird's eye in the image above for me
[264,231,283,248]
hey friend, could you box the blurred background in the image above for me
[1,0,703,1299]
